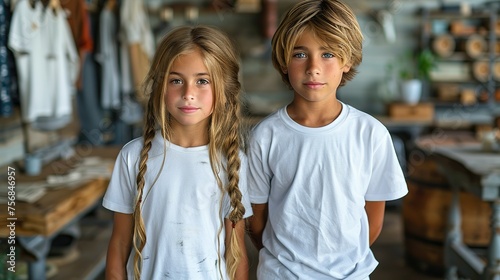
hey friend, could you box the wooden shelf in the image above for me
[422,6,500,109]
[51,211,113,280]
[427,12,490,20]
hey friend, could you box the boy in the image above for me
[246,0,408,279]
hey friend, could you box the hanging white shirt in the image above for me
[97,8,120,109]
[9,0,78,124]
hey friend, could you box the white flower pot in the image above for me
[400,79,422,105]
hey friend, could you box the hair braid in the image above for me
[132,99,157,280]
[223,85,246,280]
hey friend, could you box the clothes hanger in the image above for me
[38,0,59,14]
[49,0,60,10]
[28,0,38,8]
[106,0,117,11]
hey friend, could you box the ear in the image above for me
[342,64,351,73]
[281,66,288,74]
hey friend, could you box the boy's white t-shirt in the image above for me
[103,131,253,279]
[248,103,408,280]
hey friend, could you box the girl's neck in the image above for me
[168,124,209,148]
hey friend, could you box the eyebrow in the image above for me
[293,46,329,51]
[169,71,210,77]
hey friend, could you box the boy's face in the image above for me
[284,32,350,103]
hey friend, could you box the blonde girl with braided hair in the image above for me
[103,25,252,280]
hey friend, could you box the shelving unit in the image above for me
[421,4,499,117]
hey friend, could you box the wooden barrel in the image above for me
[432,34,455,58]
[472,60,489,82]
[494,59,500,81]
[402,155,491,276]
[465,35,486,58]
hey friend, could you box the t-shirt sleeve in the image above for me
[238,153,253,218]
[102,149,137,214]
[247,131,272,204]
[8,1,35,53]
[365,128,408,201]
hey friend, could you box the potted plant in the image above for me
[398,49,436,104]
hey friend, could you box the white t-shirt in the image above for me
[118,0,154,95]
[97,8,120,109]
[248,103,408,280]
[103,131,253,279]
[9,0,78,124]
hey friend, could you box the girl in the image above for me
[103,25,252,280]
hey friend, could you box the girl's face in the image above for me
[164,48,214,129]
[285,31,350,103]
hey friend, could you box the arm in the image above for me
[246,203,268,250]
[106,212,134,280]
[365,201,386,246]
[225,219,249,280]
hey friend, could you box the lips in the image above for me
[304,81,324,89]
[179,106,199,113]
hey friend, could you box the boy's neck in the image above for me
[286,99,342,128]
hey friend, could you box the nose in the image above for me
[182,85,195,100]
[306,57,320,75]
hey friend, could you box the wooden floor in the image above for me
[370,207,442,280]
[16,205,445,280]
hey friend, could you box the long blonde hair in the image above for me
[132,25,246,279]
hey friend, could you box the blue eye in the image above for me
[170,79,182,84]
[197,79,210,85]
[293,52,306,58]
[323,53,334,58]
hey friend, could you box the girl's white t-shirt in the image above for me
[103,131,253,279]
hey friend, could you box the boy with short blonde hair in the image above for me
[247,1,408,279]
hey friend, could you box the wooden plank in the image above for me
[0,178,110,237]
[0,147,120,237]
[387,102,435,121]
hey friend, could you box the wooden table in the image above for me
[418,139,500,280]
[0,146,119,280]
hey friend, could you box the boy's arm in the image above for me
[106,212,134,280]
[225,219,249,280]
[365,201,386,246]
[246,203,268,250]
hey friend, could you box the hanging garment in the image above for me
[9,0,79,129]
[76,53,103,145]
[0,0,14,117]
[120,0,155,103]
[60,0,93,93]
[61,0,93,54]
[96,7,120,109]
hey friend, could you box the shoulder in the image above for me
[247,108,286,149]
[343,103,388,133]
[119,136,145,157]
[250,108,285,135]
[118,130,167,160]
